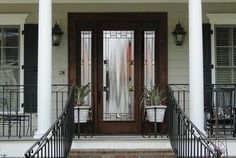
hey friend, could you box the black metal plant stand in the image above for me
[75,106,94,138]
[141,106,165,138]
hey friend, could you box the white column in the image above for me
[34,0,52,138]
[189,0,205,132]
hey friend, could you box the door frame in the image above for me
[68,13,168,134]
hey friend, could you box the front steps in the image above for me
[69,149,175,158]
[68,136,176,158]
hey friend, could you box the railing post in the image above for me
[233,107,236,137]
[154,107,157,138]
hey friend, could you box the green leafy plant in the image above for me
[140,86,167,109]
[74,83,90,106]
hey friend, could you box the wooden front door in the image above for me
[68,13,167,134]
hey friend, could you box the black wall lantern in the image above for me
[172,22,186,46]
[52,22,63,46]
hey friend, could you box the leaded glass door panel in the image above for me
[97,25,140,133]
[102,30,134,122]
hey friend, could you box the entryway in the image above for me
[68,13,167,134]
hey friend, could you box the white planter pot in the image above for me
[74,106,90,123]
[145,105,167,122]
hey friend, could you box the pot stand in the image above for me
[142,105,166,138]
[74,106,94,138]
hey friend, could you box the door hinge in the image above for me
[211,30,213,35]
[22,30,25,35]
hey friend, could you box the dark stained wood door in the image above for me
[68,13,167,134]
[97,23,141,133]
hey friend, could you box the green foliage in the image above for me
[74,83,90,106]
[140,86,166,108]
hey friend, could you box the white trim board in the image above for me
[0,14,28,25]
[207,14,236,25]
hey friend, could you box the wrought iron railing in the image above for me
[24,85,74,158]
[204,84,236,138]
[168,85,222,157]
[170,84,236,137]
[0,84,69,138]
[168,84,189,113]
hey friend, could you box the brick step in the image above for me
[68,149,176,158]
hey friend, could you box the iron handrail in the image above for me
[168,85,222,157]
[24,85,75,158]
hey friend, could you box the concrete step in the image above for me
[69,149,176,158]
[68,135,176,158]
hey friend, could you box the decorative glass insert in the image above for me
[80,31,92,106]
[144,31,155,89]
[103,30,134,121]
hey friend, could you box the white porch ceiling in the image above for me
[1,0,236,3]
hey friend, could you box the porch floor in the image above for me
[72,135,170,149]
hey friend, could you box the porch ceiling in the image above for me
[1,0,236,3]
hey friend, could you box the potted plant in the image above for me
[74,83,91,123]
[140,86,167,122]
